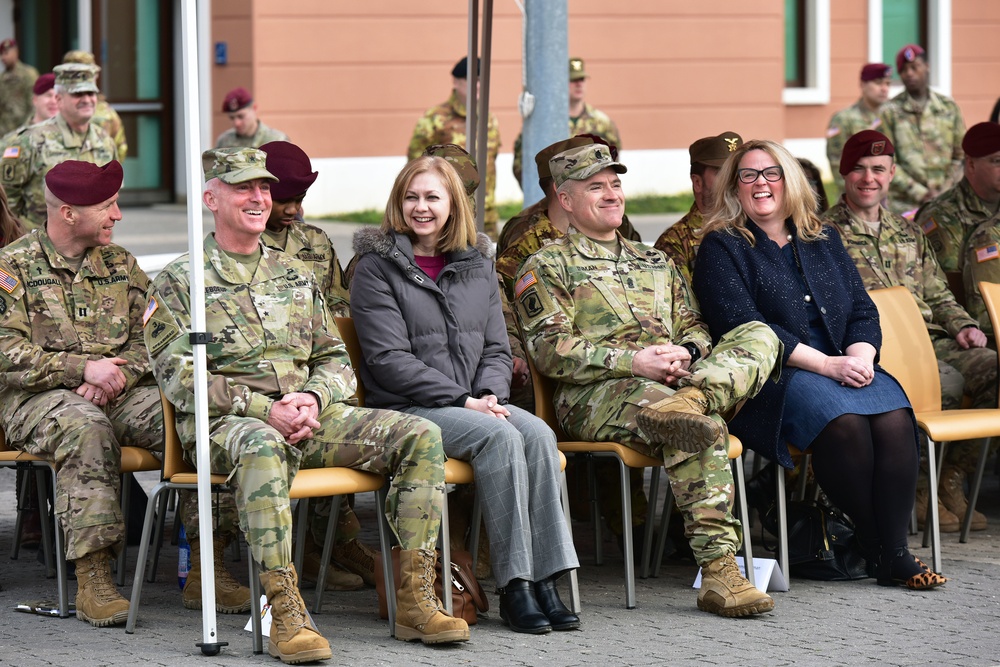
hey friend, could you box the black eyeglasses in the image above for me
[737,166,783,184]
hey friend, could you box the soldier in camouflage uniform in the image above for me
[823,129,995,532]
[0,160,159,627]
[0,73,59,153]
[0,64,116,230]
[144,148,466,660]
[511,57,621,186]
[880,45,965,218]
[825,63,891,192]
[917,121,1000,277]
[62,51,127,161]
[654,131,743,287]
[0,39,38,137]
[214,87,289,149]
[516,144,781,617]
[407,57,500,239]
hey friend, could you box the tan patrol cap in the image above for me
[54,63,100,94]
[689,131,743,168]
[549,143,627,188]
[202,147,278,185]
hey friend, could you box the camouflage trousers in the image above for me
[929,337,999,475]
[191,402,445,571]
[558,321,781,565]
[1,385,162,561]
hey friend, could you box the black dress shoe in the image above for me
[533,577,580,630]
[499,578,552,634]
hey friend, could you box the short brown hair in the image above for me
[382,155,478,254]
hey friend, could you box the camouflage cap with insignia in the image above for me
[54,63,100,94]
[689,131,744,168]
[549,143,627,188]
[569,57,587,81]
[424,143,479,196]
[535,135,607,179]
[202,147,278,184]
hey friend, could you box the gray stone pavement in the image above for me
[1,462,999,667]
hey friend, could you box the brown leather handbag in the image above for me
[375,546,489,625]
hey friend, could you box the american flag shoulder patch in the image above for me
[921,217,938,234]
[2,146,19,159]
[0,267,19,293]
[976,244,999,263]
[142,296,158,326]
[514,271,537,298]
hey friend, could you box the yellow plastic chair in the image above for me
[868,285,1000,573]
[527,356,755,607]
[965,281,1000,542]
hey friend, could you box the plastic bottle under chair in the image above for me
[178,524,191,590]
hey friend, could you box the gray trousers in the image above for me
[402,403,579,587]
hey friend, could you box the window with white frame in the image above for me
[783,0,830,105]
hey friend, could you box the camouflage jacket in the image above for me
[144,234,354,445]
[823,198,977,341]
[511,103,621,184]
[825,99,883,191]
[880,90,965,216]
[0,61,39,137]
[516,228,710,409]
[93,97,127,161]
[0,114,116,229]
[962,220,1000,336]
[407,91,500,224]
[914,177,1000,273]
[0,229,151,406]
[214,120,289,149]
[653,203,703,287]
[262,222,350,318]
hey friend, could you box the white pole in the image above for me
[180,0,223,655]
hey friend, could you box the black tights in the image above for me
[809,409,918,552]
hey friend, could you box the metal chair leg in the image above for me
[733,455,755,588]
[249,549,263,654]
[923,438,942,573]
[652,483,674,578]
[776,464,789,590]
[587,454,602,565]
[961,437,991,543]
[617,458,636,609]
[375,485,397,637]
[639,467,659,579]
[439,487,453,616]
[559,470,580,614]
[312,496,342,614]
[126,480,171,633]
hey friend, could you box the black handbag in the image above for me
[763,500,870,581]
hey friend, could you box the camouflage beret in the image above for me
[550,143,627,188]
[689,131,743,168]
[46,160,123,206]
[54,63,100,94]
[569,57,587,81]
[202,147,277,185]
[222,87,253,113]
[963,122,1000,158]
[423,144,479,196]
[33,73,55,95]
[535,135,603,179]
[840,130,895,175]
[62,50,97,65]
[260,141,318,200]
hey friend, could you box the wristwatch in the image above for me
[681,343,701,364]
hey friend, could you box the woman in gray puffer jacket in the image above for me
[350,155,579,635]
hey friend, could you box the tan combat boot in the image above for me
[636,387,726,453]
[259,565,332,664]
[938,465,987,531]
[331,538,378,587]
[300,533,365,591]
[915,486,960,533]
[183,537,252,613]
[74,548,130,627]
[395,548,470,644]
[698,553,775,618]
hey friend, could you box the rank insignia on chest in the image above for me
[976,244,999,263]
[77,307,88,318]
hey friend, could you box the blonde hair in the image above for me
[700,139,825,244]
[382,155,477,254]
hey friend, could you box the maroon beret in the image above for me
[860,63,891,82]
[0,38,16,53]
[260,141,317,201]
[839,130,895,175]
[962,122,1000,158]
[896,44,925,73]
[222,86,253,113]
[45,160,124,206]
[33,73,55,95]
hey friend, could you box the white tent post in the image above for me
[474,0,493,232]
[180,0,224,655]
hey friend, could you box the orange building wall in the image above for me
[953,1,1000,123]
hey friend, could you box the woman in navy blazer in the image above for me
[693,139,945,590]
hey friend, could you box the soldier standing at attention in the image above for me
[214,86,289,149]
[62,51,128,162]
[144,148,468,663]
[0,160,161,627]
[654,131,744,286]
[826,63,892,193]
[516,144,781,617]
[0,63,116,229]
[408,57,500,239]
[823,129,996,533]
[917,121,1000,275]
[511,57,621,186]
[880,44,965,218]
[0,39,39,136]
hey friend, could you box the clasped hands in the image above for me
[267,392,321,444]
[631,344,692,386]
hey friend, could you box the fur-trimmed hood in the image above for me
[352,226,494,260]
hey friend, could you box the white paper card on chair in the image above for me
[245,595,272,636]
[692,556,788,593]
